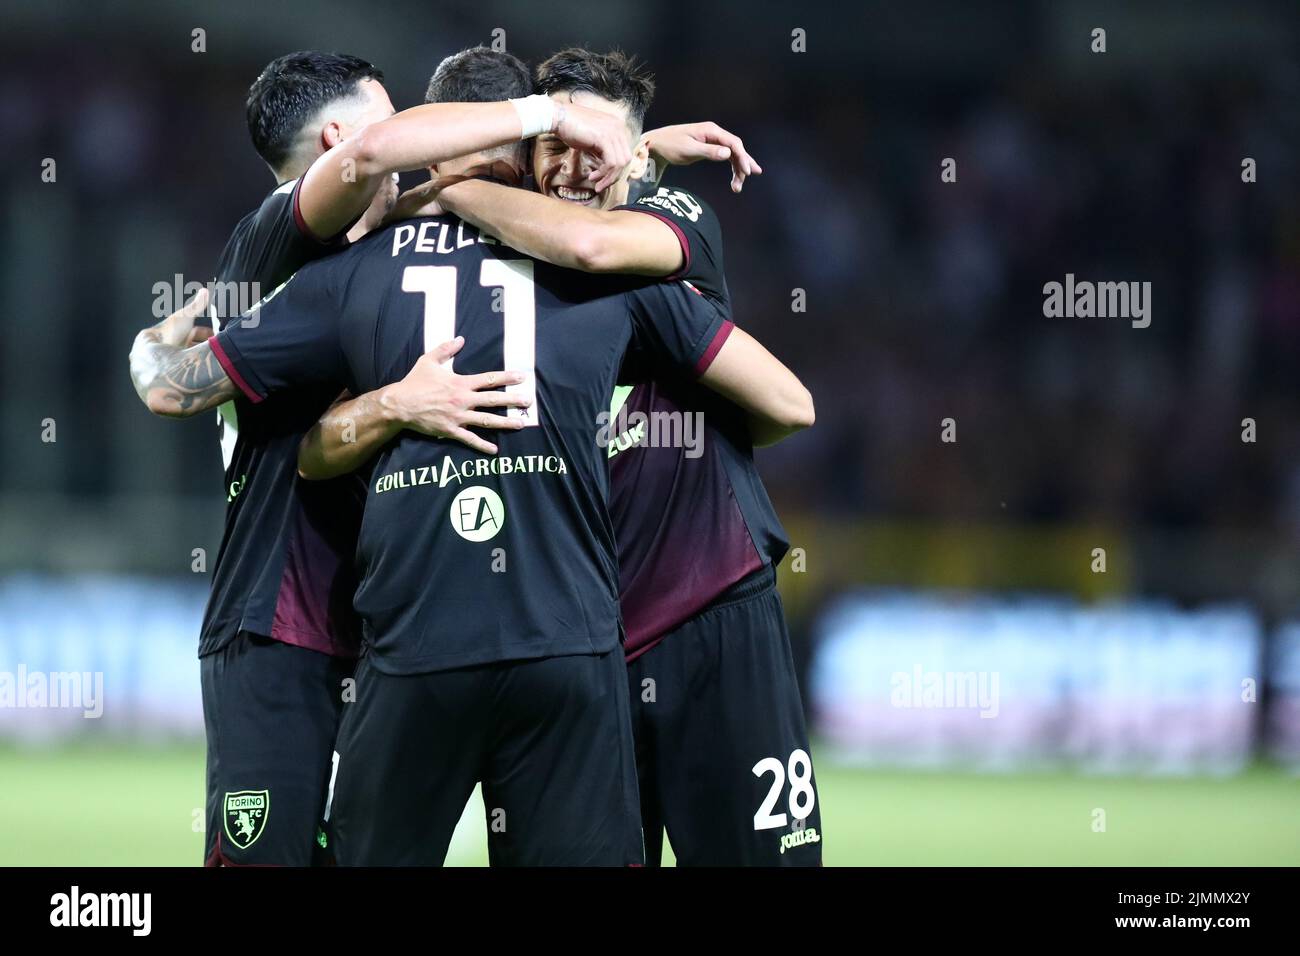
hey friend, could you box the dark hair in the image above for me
[534,48,655,134]
[425,47,532,104]
[246,51,383,172]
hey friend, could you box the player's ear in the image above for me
[321,121,345,151]
[625,137,651,183]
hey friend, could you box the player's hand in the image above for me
[641,122,763,193]
[385,162,524,224]
[384,181,448,223]
[553,102,635,194]
[159,286,210,348]
[387,337,531,455]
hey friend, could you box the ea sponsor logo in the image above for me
[450,485,505,542]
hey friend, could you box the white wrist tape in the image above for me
[509,94,555,139]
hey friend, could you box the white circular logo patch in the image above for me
[449,485,505,542]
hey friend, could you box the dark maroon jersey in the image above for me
[609,188,790,660]
[200,177,365,660]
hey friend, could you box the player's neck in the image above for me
[273,155,316,186]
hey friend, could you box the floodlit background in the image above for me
[1,0,1298,865]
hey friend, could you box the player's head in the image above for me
[533,48,655,209]
[424,47,532,182]
[246,51,393,182]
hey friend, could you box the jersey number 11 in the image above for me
[402,260,538,426]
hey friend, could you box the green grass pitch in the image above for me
[1,744,1295,866]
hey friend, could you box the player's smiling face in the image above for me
[533,90,636,210]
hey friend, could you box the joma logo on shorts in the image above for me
[779,826,820,854]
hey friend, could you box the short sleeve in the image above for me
[615,187,728,306]
[626,279,735,379]
[206,180,350,335]
[251,179,349,273]
[210,260,348,403]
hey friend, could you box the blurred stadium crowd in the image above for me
[4,6,1298,537]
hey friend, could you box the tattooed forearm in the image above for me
[130,326,238,418]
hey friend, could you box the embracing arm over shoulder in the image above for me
[298,98,636,240]
[438,179,683,275]
[434,120,763,277]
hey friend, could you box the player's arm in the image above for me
[297,337,530,480]
[639,121,763,193]
[437,178,683,276]
[699,326,814,446]
[297,98,635,240]
[630,283,814,446]
[298,390,395,480]
[130,288,241,418]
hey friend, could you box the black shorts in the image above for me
[201,631,355,866]
[627,567,823,866]
[324,649,643,866]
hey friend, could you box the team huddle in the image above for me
[129,44,820,866]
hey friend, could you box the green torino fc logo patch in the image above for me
[223,790,269,850]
